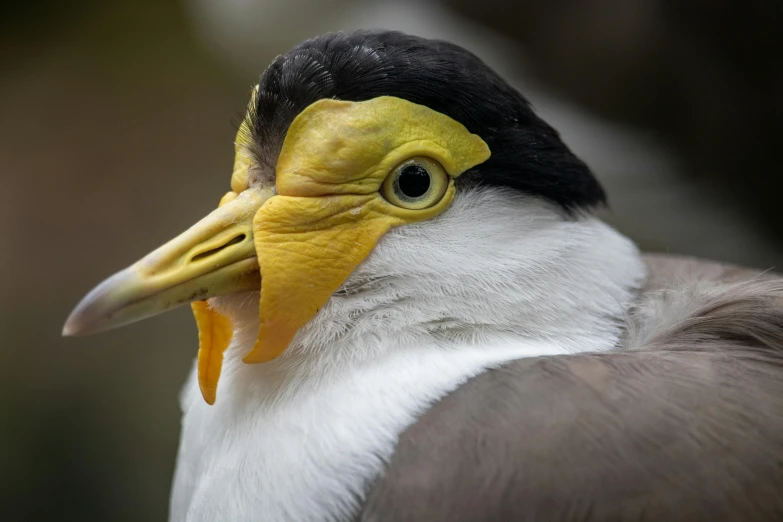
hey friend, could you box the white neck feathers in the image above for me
[170,189,646,522]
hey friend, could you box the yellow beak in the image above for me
[63,187,270,337]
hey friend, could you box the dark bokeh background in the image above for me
[2,1,780,520]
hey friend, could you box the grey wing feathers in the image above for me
[357,255,783,521]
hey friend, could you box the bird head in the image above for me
[64,31,608,404]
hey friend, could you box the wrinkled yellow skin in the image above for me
[246,96,489,363]
[248,194,407,362]
[193,93,490,398]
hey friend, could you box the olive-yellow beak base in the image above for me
[63,188,270,337]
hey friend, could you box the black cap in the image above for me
[246,30,606,212]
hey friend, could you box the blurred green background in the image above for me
[2,1,781,520]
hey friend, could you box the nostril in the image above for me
[191,234,247,262]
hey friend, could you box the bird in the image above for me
[63,30,783,522]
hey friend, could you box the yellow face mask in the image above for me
[63,93,490,405]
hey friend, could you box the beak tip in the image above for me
[61,268,139,338]
[62,310,88,337]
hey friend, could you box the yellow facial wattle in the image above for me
[244,96,489,363]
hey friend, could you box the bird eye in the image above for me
[381,156,449,210]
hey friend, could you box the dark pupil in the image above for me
[397,165,430,198]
